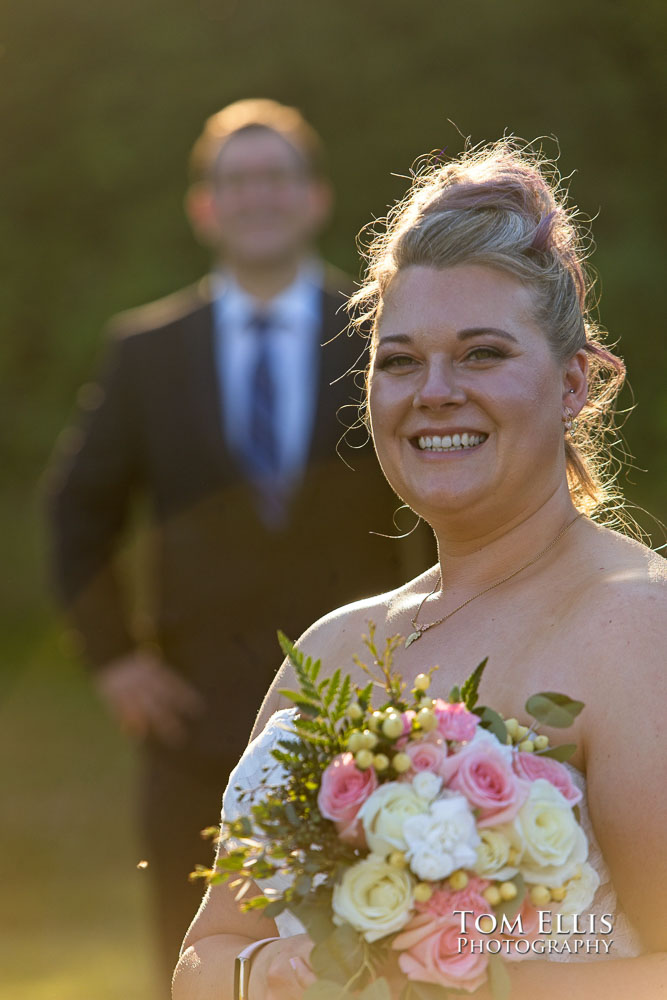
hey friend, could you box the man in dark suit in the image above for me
[47,99,426,990]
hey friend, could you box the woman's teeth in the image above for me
[417,433,487,452]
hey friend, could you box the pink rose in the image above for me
[433,700,480,743]
[498,898,541,962]
[317,753,378,844]
[403,737,448,776]
[418,876,490,918]
[393,911,488,992]
[512,751,583,806]
[441,740,529,826]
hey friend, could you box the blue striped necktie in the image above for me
[243,312,287,528]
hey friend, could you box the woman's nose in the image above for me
[413,359,467,409]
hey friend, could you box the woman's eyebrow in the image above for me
[376,333,412,346]
[457,327,518,343]
[377,327,519,346]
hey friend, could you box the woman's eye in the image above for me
[465,346,504,362]
[376,354,418,370]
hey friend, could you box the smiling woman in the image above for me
[351,141,626,527]
[368,264,581,531]
[173,141,667,1000]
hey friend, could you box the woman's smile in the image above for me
[412,431,489,453]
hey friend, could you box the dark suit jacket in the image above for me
[48,271,424,767]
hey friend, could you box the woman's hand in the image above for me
[251,934,316,999]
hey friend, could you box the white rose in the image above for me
[403,793,480,882]
[547,862,601,936]
[515,779,588,887]
[412,771,443,801]
[474,826,521,880]
[358,782,429,856]
[332,855,414,942]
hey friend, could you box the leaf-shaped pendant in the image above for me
[405,630,422,648]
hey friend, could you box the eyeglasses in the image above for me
[211,166,311,193]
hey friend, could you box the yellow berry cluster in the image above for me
[344,673,435,774]
[504,717,549,753]
[529,867,580,906]
[482,881,519,906]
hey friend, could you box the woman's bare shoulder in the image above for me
[570,524,667,665]
[298,565,440,662]
[251,568,439,737]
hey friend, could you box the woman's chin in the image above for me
[403,484,490,522]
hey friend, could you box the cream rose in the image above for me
[403,793,480,882]
[332,855,414,942]
[358,782,429,856]
[474,827,520,880]
[547,862,601,936]
[514,779,588,886]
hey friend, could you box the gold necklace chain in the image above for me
[404,513,583,648]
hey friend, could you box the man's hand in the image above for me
[95,650,204,746]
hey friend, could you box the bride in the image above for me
[172,141,667,999]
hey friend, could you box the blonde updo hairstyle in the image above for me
[349,139,626,521]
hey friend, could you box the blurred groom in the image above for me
[47,99,421,988]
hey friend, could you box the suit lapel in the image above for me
[183,284,238,482]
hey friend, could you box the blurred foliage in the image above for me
[0,620,154,999]
[2,0,666,627]
[0,3,665,993]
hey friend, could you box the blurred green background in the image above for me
[1,1,665,997]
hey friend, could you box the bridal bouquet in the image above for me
[202,626,594,1000]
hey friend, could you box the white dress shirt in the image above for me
[211,263,323,485]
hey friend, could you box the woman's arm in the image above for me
[487,577,667,998]
[584,579,667,955]
[172,869,316,999]
[173,604,375,998]
[475,952,667,1000]
[172,874,277,999]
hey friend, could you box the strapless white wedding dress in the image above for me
[221,708,642,962]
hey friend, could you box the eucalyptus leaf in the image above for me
[408,982,457,999]
[291,896,336,944]
[263,898,287,919]
[303,980,352,1000]
[310,923,364,983]
[478,706,507,744]
[534,742,577,762]
[358,979,392,1000]
[487,954,511,1000]
[525,692,585,728]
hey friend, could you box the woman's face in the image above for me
[369,264,578,529]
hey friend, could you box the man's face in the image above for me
[196,127,330,266]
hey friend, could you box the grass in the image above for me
[0,618,158,1000]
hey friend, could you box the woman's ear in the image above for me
[563,349,588,417]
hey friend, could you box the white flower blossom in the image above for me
[412,771,443,802]
[403,793,480,881]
